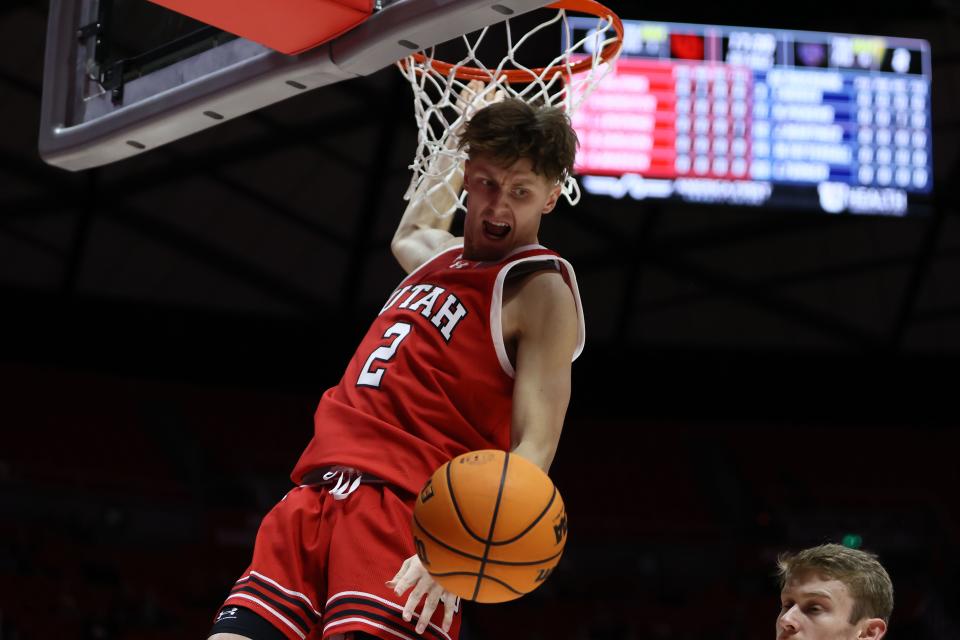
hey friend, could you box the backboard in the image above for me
[39,0,554,171]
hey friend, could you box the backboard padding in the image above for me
[39,0,554,171]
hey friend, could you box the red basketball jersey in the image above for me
[291,243,584,495]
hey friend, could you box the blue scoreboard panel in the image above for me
[570,19,933,215]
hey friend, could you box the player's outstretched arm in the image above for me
[390,157,462,275]
[391,80,482,273]
[505,269,579,472]
[391,80,503,273]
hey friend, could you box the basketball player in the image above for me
[208,80,583,640]
[777,543,893,640]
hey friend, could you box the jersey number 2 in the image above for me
[357,322,411,388]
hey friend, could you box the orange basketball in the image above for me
[411,449,568,603]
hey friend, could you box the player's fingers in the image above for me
[392,572,421,596]
[415,583,444,634]
[402,577,431,622]
[458,79,483,110]
[386,557,413,589]
[440,592,457,633]
[393,571,417,597]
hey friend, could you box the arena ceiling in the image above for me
[1,0,959,406]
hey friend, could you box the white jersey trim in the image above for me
[326,591,453,640]
[499,243,546,260]
[381,243,465,316]
[490,253,586,378]
[225,593,307,640]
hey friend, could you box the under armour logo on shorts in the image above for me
[216,607,239,621]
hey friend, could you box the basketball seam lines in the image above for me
[445,457,488,545]
[431,466,560,545]
[414,512,563,566]
[491,485,557,545]
[472,452,510,601]
[424,572,524,596]
[474,571,524,595]
[436,571,525,596]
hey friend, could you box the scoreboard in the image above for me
[570,20,933,215]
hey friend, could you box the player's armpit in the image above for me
[505,270,578,472]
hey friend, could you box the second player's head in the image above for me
[458,99,578,261]
[776,543,893,640]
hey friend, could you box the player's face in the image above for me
[777,573,884,640]
[461,154,562,262]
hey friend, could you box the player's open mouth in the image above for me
[482,220,511,239]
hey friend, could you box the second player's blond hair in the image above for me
[778,543,893,624]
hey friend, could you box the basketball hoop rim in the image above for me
[405,0,623,84]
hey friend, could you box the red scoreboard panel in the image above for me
[575,58,754,180]
[568,20,933,216]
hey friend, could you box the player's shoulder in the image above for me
[504,254,561,279]
[507,264,575,315]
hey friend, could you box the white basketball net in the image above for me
[397,6,621,218]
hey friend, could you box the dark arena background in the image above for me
[2,0,959,638]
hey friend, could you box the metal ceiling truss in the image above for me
[60,170,98,296]
[0,68,39,97]
[888,162,960,348]
[913,303,960,323]
[0,0,957,351]
[564,201,948,350]
[338,73,407,312]
[611,204,664,340]
[633,245,960,315]
[1,149,333,315]
[3,112,957,350]
[0,216,66,257]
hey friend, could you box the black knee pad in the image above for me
[210,605,289,640]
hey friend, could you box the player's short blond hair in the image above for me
[458,99,577,186]
[777,543,894,624]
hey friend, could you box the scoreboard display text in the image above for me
[570,20,932,215]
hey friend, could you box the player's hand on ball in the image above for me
[386,554,458,634]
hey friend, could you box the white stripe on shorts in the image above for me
[225,593,306,640]
[324,617,414,640]
[239,570,322,616]
[325,590,452,640]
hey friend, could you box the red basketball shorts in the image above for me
[219,483,462,640]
